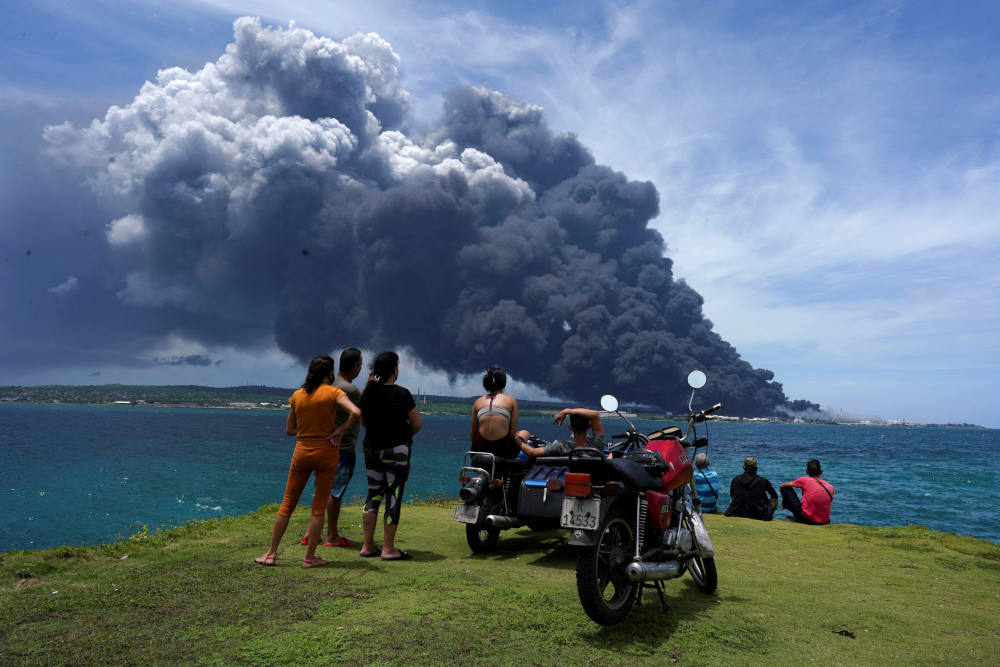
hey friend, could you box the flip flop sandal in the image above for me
[302,556,329,569]
[253,555,276,566]
[359,548,381,558]
[324,536,356,547]
[381,550,412,562]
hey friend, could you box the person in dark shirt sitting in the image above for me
[518,408,605,457]
[725,456,779,521]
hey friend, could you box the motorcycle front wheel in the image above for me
[682,511,717,594]
[576,504,638,625]
[466,523,500,553]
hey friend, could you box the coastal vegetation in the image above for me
[0,384,657,419]
[2,503,997,665]
[2,385,983,427]
[0,384,294,409]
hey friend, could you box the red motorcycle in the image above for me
[553,370,720,625]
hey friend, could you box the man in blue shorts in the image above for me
[301,347,364,547]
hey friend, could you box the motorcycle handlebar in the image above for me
[693,402,723,422]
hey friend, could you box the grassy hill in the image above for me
[2,503,997,665]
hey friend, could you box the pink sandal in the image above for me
[302,555,329,569]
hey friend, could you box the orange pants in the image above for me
[277,441,340,517]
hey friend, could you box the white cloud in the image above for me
[106,214,147,245]
[47,276,79,295]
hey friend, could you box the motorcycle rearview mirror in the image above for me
[687,370,707,390]
[600,393,637,434]
[687,369,707,415]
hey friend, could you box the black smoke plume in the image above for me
[44,18,806,415]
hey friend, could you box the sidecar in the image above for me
[455,451,594,553]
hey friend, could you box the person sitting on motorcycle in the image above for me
[518,408,605,457]
[724,456,779,521]
[470,366,521,459]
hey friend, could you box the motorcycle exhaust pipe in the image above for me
[625,560,681,582]
[485,515,521,529]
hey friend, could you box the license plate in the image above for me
[560,498,600,530]
[453,503,480,524]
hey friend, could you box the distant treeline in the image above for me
[0,384,661,417]
[1,385,982,427]
[0,384,294,408]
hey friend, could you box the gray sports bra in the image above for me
[477,395,511,421]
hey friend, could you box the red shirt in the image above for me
[792,476,834,524]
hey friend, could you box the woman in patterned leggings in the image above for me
[358,351,422,561]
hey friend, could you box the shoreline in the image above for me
[1,399,988,428]
[4,502,997,555]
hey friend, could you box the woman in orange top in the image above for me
[255,354,361,568]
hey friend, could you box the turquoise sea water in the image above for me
[2,403,998,551]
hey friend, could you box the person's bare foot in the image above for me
[254,553,276,566]
[302,555,329,569]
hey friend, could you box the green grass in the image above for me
[2,504,997,665]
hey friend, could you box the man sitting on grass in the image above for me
[725,456,779,521]
[518,408,605,457]
[780,459,834,525]
[693,453,721,513]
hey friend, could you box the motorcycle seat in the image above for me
[534,456,571,466]
[647,425,683,440]
[606,458,664,490]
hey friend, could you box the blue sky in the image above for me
[2,1,998,426]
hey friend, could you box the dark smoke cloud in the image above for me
[42,17,803,414]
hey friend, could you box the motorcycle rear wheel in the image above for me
[466,523,500,553]
[576,504,638,625]
[682,512,717,594]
